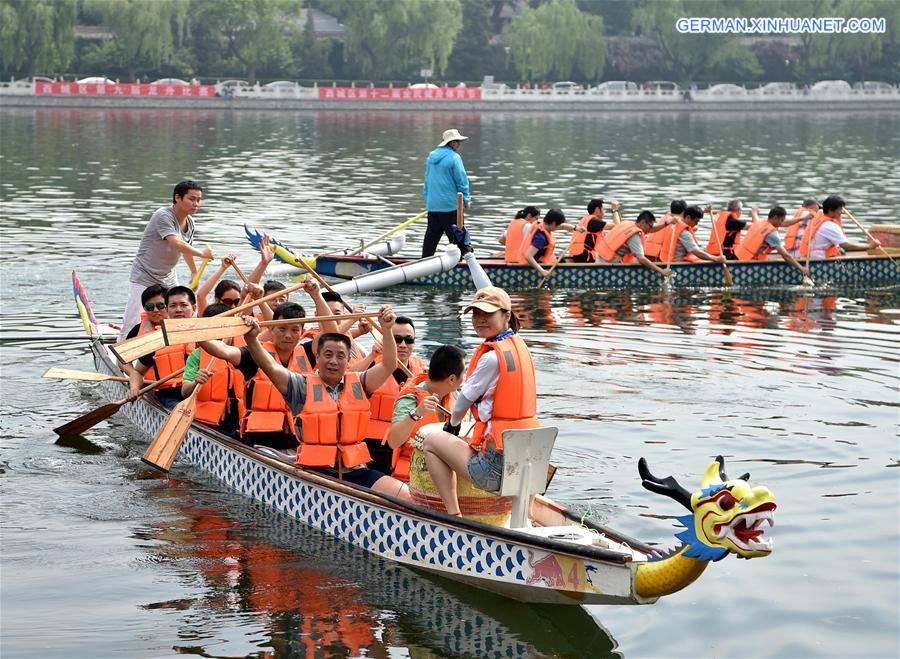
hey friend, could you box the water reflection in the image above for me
[136,477,620,658]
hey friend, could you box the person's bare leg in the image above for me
[423,430,475,515]
[372,475,411,501]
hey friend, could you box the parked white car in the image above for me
[810,80,852,93]
[409,83,439,89]
[76,76,115,84]
[757,81,796,94]
[551,81,583,92]
[150,78,189,86]
[707,83,747,96]
[591,81,638,93]
[853,81,893,92]
[263,81,298,91]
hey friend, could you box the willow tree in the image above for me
[0,0,76,79]
[632,0,760,85]
[86,0,189,81]
[506,0,606,82]
[339,0,463,78]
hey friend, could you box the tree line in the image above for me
[1,0,897,85]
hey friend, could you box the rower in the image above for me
[180,303,245,436]
[798,195,879,259]
[706,199,747,260]
[359,316,427,474]
[121,285,197,410]
[121,284,168,338]
[645,199,686,261]
[567,198,620,263]
[783,198,820,258]
[241,308,412,500]
[596,211,673,277]
[385,345,464,482]
[648,205,725,264]
[118,180,213,340]
[500,206,540,263]
[422,287,538,516]
[519,208,566,278]
[734,206,810,277]
[195,279,337,450]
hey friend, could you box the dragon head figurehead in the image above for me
[634,456,777,599]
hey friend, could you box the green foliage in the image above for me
[506,0,606,81]
[339,0,463,78]
[445,0,494,80]
[293,3,332,79]
[84,0,189,80]
[191,0,298,82]
[632,0,760,84]
[0,0,76,78]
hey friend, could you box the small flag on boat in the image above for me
[72,270,98,336]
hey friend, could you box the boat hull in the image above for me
[89,342,648,606]
[313,253,900,289]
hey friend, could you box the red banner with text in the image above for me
[35,82,217,97]
[318,87,482,101]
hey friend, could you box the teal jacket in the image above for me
[423,146,470,212]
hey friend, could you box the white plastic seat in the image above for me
[498,427,558,528]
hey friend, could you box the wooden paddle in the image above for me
[161,312,379,345]
[111,280,310,363]
[845,209,898,267]
[142,358,220,472]
[536,234,569,288]
[706,205,733,287]
[53,367,185,436]
[43,367,131,383]
[188,248,213,292]
[456,192,464,230]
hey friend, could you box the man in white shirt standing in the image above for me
[805,195,879,260]
[118,180,214,339]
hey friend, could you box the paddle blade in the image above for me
[110,330,166,363]
[53,402,123,436]
[723,265,733,287]
[43,367,127,383]
[142,398,197,472]
[162,317,249,345]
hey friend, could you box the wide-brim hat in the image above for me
[463,286,511,314]
[438,128,468,147]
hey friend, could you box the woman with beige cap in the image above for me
[422,286,539,515]
[422,128,471,257]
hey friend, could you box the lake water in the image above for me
[1,107,898,658]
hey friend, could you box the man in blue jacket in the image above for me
[422,128,472,257]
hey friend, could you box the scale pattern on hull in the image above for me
[315,254,900,290]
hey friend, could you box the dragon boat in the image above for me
[68,271,778,606]
[310,252,900,289]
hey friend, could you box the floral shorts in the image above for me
[467,444,503,493]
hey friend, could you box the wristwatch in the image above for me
[408,410,424,421]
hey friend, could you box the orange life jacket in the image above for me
[734,221,778,261]
[366,354,426,442]
[518,223,557,264]
[468,334,540,453]
[298,371,372,468]
[706,210,743,256]
[135,311,159,336]
[799,211,842,258]
[194,350,246,426]
[151,342,194,391]
[241,342,312,439]
[390,373,454,482]
[645,220,694,262]
[784,207,812,251]
[567,214,603,261]
[596,221,644,264]
[503,217,529,263]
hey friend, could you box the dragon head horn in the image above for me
[638,458,692,511]
[704,456,751,489]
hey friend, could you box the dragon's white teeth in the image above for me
[765,516,774,528]
[717,526,729,539]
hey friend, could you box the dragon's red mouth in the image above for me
[714,503,776,552]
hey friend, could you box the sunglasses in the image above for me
[220,297,241,307]
[144,302,166,311]
[393,335,415,345]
